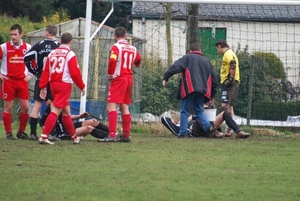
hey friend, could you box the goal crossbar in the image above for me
[111,0,300,6]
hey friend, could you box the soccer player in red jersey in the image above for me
[99,26,142,142]
[38,32,85,145]
[0,24,32,140]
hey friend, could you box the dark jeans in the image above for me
[179,92,211,135]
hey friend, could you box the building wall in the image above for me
[133,19,300,84]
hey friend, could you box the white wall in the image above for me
[133,19,300,84]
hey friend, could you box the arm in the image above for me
[24,43,38,75]
[71,112,89,120]
[162,56,187,83]
[38,57,50,100]
[107,45,119,76]
[0,44,5,60]
[68,55,85,91]
[133,51,142,67]
[39,56,50,89]
[223,60,236,86]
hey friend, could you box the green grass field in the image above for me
[1,128,300,201]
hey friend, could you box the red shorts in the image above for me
[50,82,72,108]
[107,76,133,104]
[2,78,29,101]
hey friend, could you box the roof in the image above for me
[132,3,300,22]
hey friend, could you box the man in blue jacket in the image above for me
[162,43,218,138]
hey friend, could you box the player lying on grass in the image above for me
[40,105,109,141]
[161,105,250,138]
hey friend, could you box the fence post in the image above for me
[246,55,254,126]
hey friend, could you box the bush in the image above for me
[140,52,180,116]
[252,100,300,120]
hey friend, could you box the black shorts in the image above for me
[221,81,239,107]
[34,79,53,101]
[74,122,82,129]
[190,120,215,137]
[59,122,82,140]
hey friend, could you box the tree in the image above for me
[1,0,132,28]
[160,3,173,67]
[186,4,199,51]
[10,0,56,22]
[53,0,132,29]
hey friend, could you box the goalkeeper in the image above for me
[215,40,246,137]
[39,104,109,141]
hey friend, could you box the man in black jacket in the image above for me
[162,43,218,138]
[24,25,59,140]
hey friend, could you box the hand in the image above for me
[79,112,89,118]
[208,98,215,108]
[108,75,114,82]
[81,88,86,96]
[0,74,9,81]
[40,88,47,100]
[162,80,167,86]
[223,77,234,86]
[24,74,32,81]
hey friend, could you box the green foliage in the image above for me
[140,53,180,116]
[234,45,288,118]
[1,0,56,22]
[0,15,35,43]
[42,8,70,24]
[0,0,132,30]
[252,100,300,121]
[0,14,70,43]
[253,52,286,81]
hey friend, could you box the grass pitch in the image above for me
[0,129,300,201]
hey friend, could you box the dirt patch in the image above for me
[251,128,285,137]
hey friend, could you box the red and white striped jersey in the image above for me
[39,44,85,90]
[107,39,141,78]
[0,40,31,79]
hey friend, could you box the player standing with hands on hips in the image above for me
[38,32,85,145]
[24,25,60,141]
[99,26,142,142]
[0,24,32,140]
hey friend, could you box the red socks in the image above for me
[122,114,131,138]
[62,115,76,138]
[108,112,131,138]
[2,112,12,134]
[108,111,118,138]
[3,112,29,135]
[42,112,58,139]
[18,112,29,133]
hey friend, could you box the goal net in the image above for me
[25,2,300,132]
